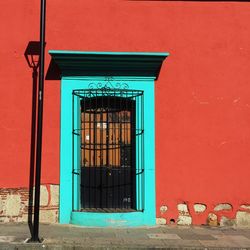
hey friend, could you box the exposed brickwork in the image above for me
[0,184,59,223]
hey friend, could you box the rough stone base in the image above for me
[1,186,250,228]
[157,202,250,227]
[0,184,59,223]
[236,211,250,227]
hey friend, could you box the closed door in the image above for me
[80,96,136,210]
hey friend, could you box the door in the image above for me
[80,96,136,211]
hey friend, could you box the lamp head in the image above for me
[24,41,41,69]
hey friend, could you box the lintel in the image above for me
[47,50,169,80]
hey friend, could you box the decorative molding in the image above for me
[88,77,129,90]
[48,51,169,80]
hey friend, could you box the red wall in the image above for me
[0,0,250,223]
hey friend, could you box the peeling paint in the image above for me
[194,204,206,213]
[240,205,250,210]
[0,185,59,223]
[214,203,233,211]
[158,201,250,227]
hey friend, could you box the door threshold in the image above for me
[79,208,137,213]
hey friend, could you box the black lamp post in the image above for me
[32,0,46,242]
[25,0,46,243]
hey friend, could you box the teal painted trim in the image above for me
[71,211,155,227]
[62,76,156,81]
[60,81,73,223]
[60,76,155,226]
[48,50,168,80]
[49,50,169,57]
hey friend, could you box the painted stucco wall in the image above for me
[0,0,250,225]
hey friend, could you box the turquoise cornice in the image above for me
[48,50,169,79]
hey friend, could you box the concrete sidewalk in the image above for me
[0,223,250,249]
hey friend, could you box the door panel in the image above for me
[80,96,135,210]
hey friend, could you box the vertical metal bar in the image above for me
[123,99,126,209]
[130,92,132,209]
[112,91,116,208]
[110,95,113,209]
[82,96,86,209]
[100,91,103,208]
[88,97,92,208]
[142,93,144,210]
[112,91,115,209]
[136,92,141,210]
[32,0,46,242]
[72,93,75,212]
[93,100,96,167]
[93,92,97,208]
[141,93,142,209]
[130,91,134,210]
[77,96,81,211]
[106,96,109,208]
[118,97,122,208]
[124,93,128,209]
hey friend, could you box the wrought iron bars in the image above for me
[72,87,144,212]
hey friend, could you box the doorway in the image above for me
[80,96,136,211]
[59,75,157,226]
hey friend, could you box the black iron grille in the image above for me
[72,86,144,212]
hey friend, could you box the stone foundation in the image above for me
[0,184,59,223]
[157,202,250,227]
[1,186,249,228]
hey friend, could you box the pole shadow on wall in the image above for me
[24,41,40,238]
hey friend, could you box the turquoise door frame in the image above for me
[60,76,156,227]
[49,50,169,227]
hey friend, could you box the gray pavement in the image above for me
[0,223,250,249]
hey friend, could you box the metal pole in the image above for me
[32,0,46,242]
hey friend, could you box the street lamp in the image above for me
[32,0,46,242]
[24,41,40,69]
[25,0,46,243]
